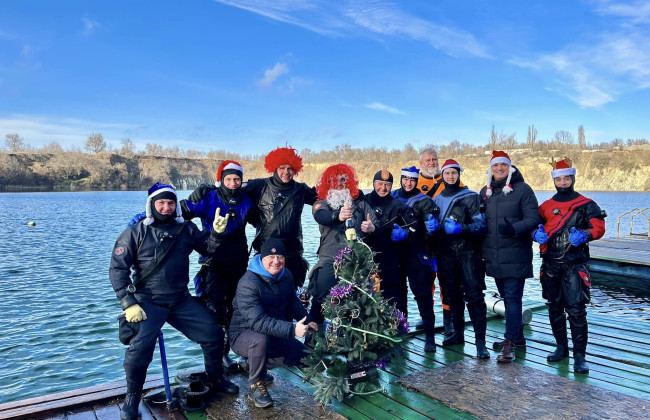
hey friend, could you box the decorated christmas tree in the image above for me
[301,238,409,405]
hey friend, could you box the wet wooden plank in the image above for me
[64,405,96,420]
[399,358,649,420]
[0,377,164,420]
[92,402,122,420]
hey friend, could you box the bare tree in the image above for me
[5,133,25,152]
[578,125,586,150]
[527,125,537,148]
[41,142,64,154]
[144,143,164,156]
[554,130,574,145]
[120,138,136,156]
[489,125,498,150]
[85,132,107,154]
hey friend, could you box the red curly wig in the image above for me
[316,163,360,200]
[264,147,303,174]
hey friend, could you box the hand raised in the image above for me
[212,207,231,233]
[361,213,375,233]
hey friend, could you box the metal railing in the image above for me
[617,208,650,239]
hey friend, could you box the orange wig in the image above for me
[264,147,303,174]
[316,163,360,200]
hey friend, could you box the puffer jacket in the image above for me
[479,167,541,279]
[228,255,309,343]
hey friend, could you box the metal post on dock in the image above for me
[157,330,173,407]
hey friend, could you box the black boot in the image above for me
[120,392,141,420]
[442,309,455,336]
[475,340,490,359]
[423,322,436,352]
[496,339,515,363]
[547,306,570,362]
[442,305,465,346]
[222,335,239,373]
[573,353,590,374]
[442,332,465,346]
[208,374,239,395]
[414,319,425,330]
[547,343,569,361]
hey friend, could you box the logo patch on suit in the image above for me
[114,246,125,256]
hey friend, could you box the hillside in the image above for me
[1,148,649,192]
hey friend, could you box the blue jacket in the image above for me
[228,255,309,343]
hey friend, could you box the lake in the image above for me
[0,190,648,403]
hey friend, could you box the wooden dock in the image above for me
[589,237,650,283]
[2,305,648,420]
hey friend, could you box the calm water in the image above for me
[0,190,648,403]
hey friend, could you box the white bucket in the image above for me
[485,292,533,324]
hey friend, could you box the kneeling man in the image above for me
[229,239,317,408]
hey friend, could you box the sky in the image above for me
[1,0,649,156]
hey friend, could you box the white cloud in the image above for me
[213,0,488,57]
[591,0,650,24]
[364,101,405,115]
[82,18,101,36]
[0,115,138,148]
[257,62,289,87]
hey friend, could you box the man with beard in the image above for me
[391,166,438,352]
[480,151,541,363]
[181,160,254,371]
[190,147,317,289]
[532,158,605,374]
[416,148,455,336]
[364,170,415,315]
[430,160,490,359]
[307,164,378,326]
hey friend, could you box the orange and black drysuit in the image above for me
[538,193,605,357]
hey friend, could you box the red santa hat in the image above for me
[440,159,463,173]
[216,160,243,183]
[485,150,515,197]
[264,146,303,174]
[550,157,576,178]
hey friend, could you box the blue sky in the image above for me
[1,0,649,155]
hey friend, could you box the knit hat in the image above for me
[400,166,420,179]
[485,150,515,197]
[260,238,286,259]
[143,182,184,226]
[373,169,393,184]
[550,157,576,178]
[216,160,243,183]
[264,147,303,174]
[440,159,463,174]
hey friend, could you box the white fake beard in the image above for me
[326,188,352,210]
[421,166,441,178]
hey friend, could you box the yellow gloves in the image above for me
[124,304,147,322]
[212,208,231,234]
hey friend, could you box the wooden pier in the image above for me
[589,237,650,284]
[2,305,648,420]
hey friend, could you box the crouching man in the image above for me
[109,182,238,420]
[229,238,317,408]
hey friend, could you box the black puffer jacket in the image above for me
[479,167,541,279]
[228,256,309,343]
[242,177,317,254]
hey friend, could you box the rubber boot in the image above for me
[475,340,490,360]
[442,309,455,336]
[547,306,570,362]
[120,393,141,420]
[222,331,239,373]
[496,339,515,363]
[573,353,590,374]
[468,301,489,359]
[423,321,436,353]
[442,305,465,346]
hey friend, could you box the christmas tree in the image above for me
[301,238,409,405]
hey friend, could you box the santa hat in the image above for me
[264,146,303,174]
[216,160,243,183]
[143,182,184,226]
[400,166,420,179]
[485,150,515,197]
[550,157,576,178]
[440,159,463,173]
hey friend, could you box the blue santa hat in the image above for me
[143,182,184,226]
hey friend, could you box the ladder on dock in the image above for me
[617,208,650,240]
